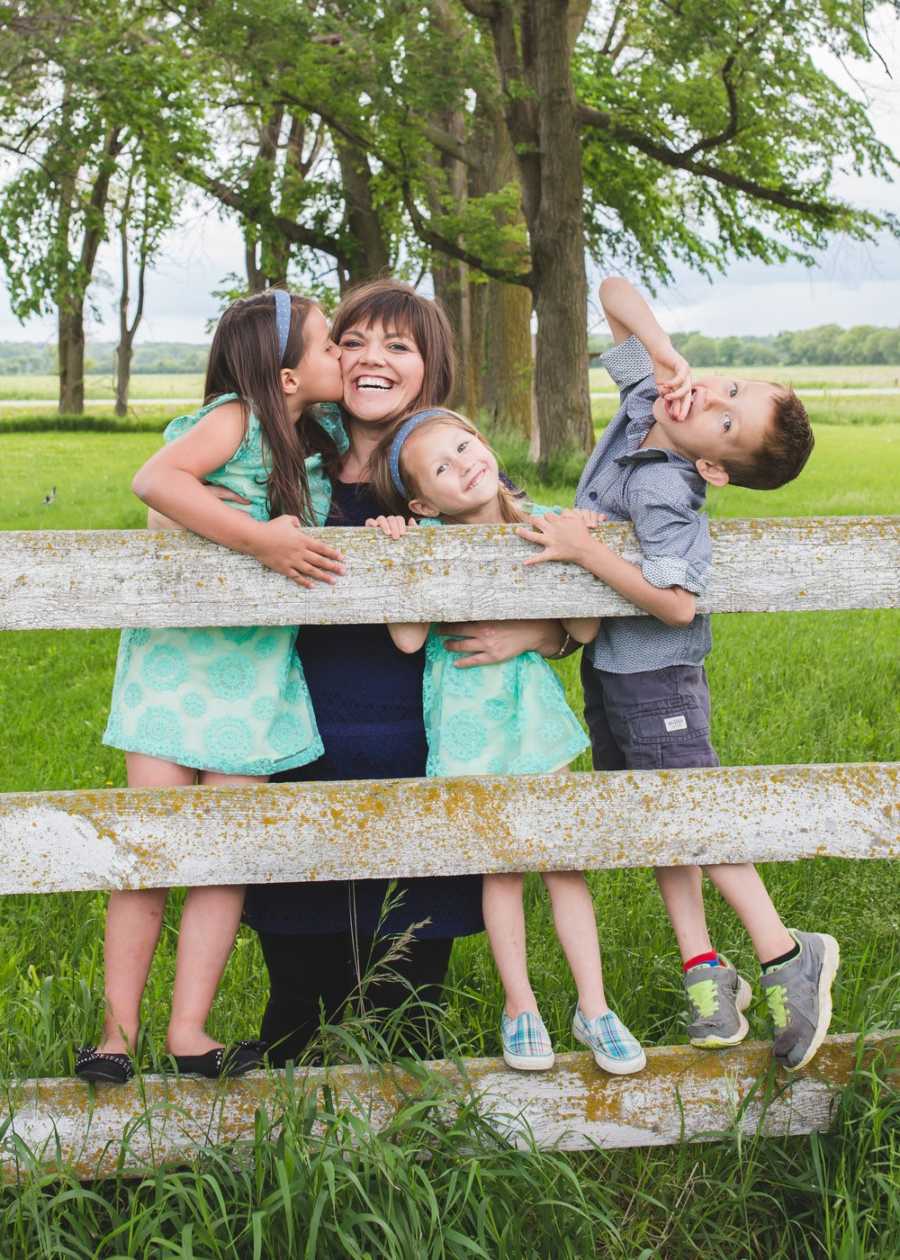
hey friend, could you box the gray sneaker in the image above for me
[684,957,752,1048]
[760,930,840,1070]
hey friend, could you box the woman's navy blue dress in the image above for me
[243,479,484,941]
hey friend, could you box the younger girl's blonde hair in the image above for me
[371,409,527,522]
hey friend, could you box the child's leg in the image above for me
[165,769,256,1055]
[654,866,713,963]
[701,863,794,964]
[542,870,608,1019]
[99,753,194,1054]
[482,872,538,1016]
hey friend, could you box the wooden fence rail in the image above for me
[2,516,897,630]
[1,517,897,1177]
[4,1034,896,1182]
[0,764,895,895]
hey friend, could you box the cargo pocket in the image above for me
[611,694,718,770]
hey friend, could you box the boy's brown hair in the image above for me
[720,387,814,491]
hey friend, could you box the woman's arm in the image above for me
[561,617,600,643]
[133,402,344,587]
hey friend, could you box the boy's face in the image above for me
[651,376,779,483]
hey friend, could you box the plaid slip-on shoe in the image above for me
[572,1007,647,1075]
[501,1010,555,1071]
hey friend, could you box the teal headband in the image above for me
[272,289,291,363]
[388,409,449,498]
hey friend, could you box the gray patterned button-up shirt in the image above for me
[575,335,712,674]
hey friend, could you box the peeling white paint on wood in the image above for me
[0,763,894,894]
[1,516,896,630]
[2,1034,894,1181]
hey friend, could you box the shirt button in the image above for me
[589,492,597,500]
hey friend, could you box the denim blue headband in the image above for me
[388,409,449,498]
[272,288,291,363]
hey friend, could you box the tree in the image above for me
[113,151,174,415]
[452,0,896,459]
[0,3,202,412]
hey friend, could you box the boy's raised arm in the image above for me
[599,277,692,419]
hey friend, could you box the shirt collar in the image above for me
[618,413,701,472]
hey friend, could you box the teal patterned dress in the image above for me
[420,515,589,776]
[102,395,347,776]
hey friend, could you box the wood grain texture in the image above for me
[0,763,894,894]
[3,1034,894,1181]
[2,516,896,629]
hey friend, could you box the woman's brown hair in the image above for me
[370,410,526,524]
[307,279,458,492]
[204,290,317,525]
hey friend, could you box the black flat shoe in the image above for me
[170,1040,265,1079]
[74,1046,135,1084]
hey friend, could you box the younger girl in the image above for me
[77,291,345,1083]
[367,408,646,1075]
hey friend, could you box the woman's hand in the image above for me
[439,619,565,667]
[252,516,345,588]
[365,515,414,540]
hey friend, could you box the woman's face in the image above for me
[338,318,425,423]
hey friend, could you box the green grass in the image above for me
[590,362,900,392]
[0,372,204,401]
[0,426,897,1256]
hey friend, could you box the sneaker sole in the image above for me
[689,976,753,1049]
[572,1024,647,1075]
[784,933,840,1071]
[503,1049,555,1071]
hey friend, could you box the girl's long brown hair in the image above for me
[305,279,457,494]
[204,291,317,524]
[370,410,526,523]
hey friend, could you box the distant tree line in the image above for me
[0,341,208,375]
[587,326,900,367]
[0,2,895,457]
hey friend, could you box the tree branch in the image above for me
[576,104,848,221]
[180,164,346,259]
[400,176,533,289]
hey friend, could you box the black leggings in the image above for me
[258,929,454,1066]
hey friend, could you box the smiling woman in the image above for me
[240,279,570,1066]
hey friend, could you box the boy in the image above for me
[519,276,837,1070]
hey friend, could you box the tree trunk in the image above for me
[335,137,391,287]
[474,0,592,461]
[486,280,533,436]
[478,111,533,438]
[56,124,124,415]
[58,304,85,414]
[527,2,593,460]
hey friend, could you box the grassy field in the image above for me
[0,423,898,1256]
[0,372,204,401]
[590,361,900,393]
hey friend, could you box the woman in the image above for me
[242,279,570,1065]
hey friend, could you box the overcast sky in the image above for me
[2,16,898,347]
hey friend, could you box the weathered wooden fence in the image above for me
[0,518,897,1180]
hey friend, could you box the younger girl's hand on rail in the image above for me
[252,516,345,588]
[439,619,564,667]
[365,515,413,540]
